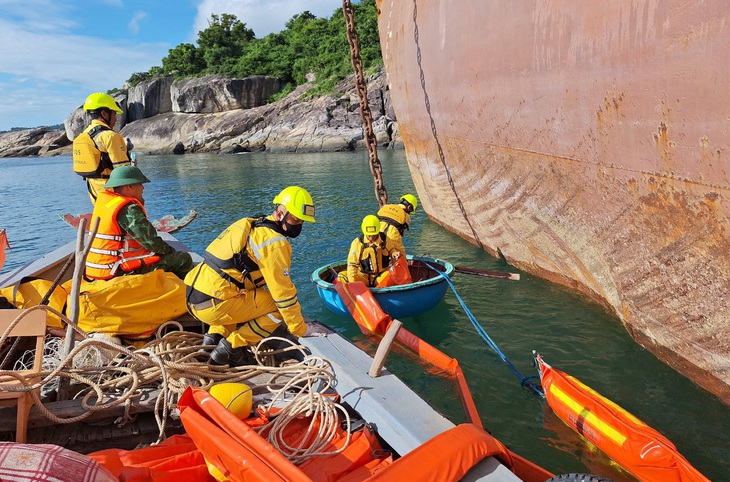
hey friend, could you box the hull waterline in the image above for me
[377,0,730,403]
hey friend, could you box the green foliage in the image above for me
[162,43,205,77]
[125,0,381,96]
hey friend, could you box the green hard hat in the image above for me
[104,166,150,188]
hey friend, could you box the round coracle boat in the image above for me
[311,255,454,319]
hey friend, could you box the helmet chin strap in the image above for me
[100,109,111,125]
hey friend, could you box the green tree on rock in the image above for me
[198,13,256,76]
[126,0,381,96]
[162,43,205,77]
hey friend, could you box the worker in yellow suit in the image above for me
[377,193,417,259]
[342,215,401,287]
[72,92,131,204]
[184,186,325,366]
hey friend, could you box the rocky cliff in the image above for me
[0,69,400,158]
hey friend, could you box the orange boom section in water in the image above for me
[535,354,708,482]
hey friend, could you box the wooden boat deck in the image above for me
[22,411,185,455]
[0,372,273,454]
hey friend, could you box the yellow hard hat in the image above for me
[361,215,380,236]
[273,186,316,223]
[360,214,380,236]
[83,92,122,114]
[209,382,253,420]
[400,194,418,213]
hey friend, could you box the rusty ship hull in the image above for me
[377,0,730,403]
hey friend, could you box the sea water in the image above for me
[0,151,728,479]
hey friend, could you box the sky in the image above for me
[0,0,343,132]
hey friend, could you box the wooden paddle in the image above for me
[454,266,520,281]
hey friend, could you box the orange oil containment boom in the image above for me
[334,279,481,428]
[534,353,709,482]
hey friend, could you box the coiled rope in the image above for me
[262,351,351,464]
[0,305,352,462]
[425,263,544,396]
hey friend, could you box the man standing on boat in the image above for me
[377,194,417,259]
[342,215,402,286]
[85,166,194,280]
[72,92,131,204]
[184,186,324,367]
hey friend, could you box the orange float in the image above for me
[335,279,482,427]
[375,256,413,288]
[175,386,543,482]
[535,353,709,482]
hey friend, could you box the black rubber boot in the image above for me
[209,338,254,367]
[202,332,223,347]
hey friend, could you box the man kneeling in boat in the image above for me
[377,193,417,260]
[85,166,194,281]
[184,186,326,367]
[341,215,402,287]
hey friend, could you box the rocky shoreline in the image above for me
[0,69,401,158]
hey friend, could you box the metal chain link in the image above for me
[342,0,388,207]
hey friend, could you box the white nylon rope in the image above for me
[0,305,353,460]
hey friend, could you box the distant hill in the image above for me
[0,124,64,134]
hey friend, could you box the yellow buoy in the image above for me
[209,382,253,420]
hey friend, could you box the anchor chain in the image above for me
[342,0,388,207]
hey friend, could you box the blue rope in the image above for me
[427,262,544,397]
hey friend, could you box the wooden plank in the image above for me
[0,388,163,432]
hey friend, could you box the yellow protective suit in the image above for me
[72,119,131,203]
[0,279,68,329]
[344,233,398,287]
[184,216,306,347]
[377,203,411,259]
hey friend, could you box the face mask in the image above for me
[283,218,303,238]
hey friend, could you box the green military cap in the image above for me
[105,166,150,188]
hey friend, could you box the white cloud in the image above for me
[0,20,165,87]
[0,10,168,130]
[128,11,148,35]
[193,0,342,39]
[0,0,79,33]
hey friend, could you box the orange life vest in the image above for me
[85,191,161,280]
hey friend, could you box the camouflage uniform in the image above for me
[117,204,193,279]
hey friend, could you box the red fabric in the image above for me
[0,442,117,482]
[88,434,213,482]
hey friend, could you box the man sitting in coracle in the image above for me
[341,214,402,287]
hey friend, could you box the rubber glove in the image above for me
[303,322,329,337]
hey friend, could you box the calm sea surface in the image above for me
[1,151,728,479]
